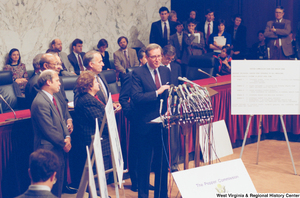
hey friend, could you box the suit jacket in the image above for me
[149,20,177,48]
[264,19,293,57]
[25,73,71,120]
[113,48,139,74]
[169,62,182,86]
[182,31,205,64]
[199,21,219,44]
[296,21,300,59]
[15,189,57,198]
[169,33,185,60]
[31,91,69,162]
[58,52,73,73]
[131,64,171,136]
[68,52,86,75]
[119,71,135,120]
[227,24,247,53]
[74,92,110,156]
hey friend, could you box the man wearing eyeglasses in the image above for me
[131,44,171,198]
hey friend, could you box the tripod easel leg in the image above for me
[279,115,297,175]
[256,115,263,165]
[240,115,253,158]
[194,123,200,167]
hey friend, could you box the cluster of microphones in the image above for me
[160,77,214,127]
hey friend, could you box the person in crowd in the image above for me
[68,38,86,75]
[15,149,59,198]
[97,39,112,70]
[51,39,75,74]
[184,10,199,30]
[199,9,218,52]
[250,30,268,60]
[182,19,205,65]
[227,14,247,59]
[289,32,297,59]
[168,10,177,22]
[113,36,139,79]
[137,48,147,66]
[264,6,293,60]
[169,21,185,64]
[4,48,28,94]
[149,6,177,48]
[213,46,232,76]
[31,69,71,198]
[131,44,171,198]
[209,19,231,53]
[296,21,300,59]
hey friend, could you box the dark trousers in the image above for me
[52,155,65,198]
[170,125,180,166]
[128,122,139,188]
[137,124,168,198]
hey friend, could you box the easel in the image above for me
[239,115,297,175]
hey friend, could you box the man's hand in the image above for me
[63,137,71,153]
[67,119,73,134]
[176,59,182,64]
[15,78,28,84]
[157,85,170,95]
[271,26,276,32]
[113,102,122,113]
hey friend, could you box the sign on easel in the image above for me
[231,60,300,115]
[86,146,97,198]
[105,94,124,188]
[199,120,233,163]
[93,119,109,198]
[172,159,256,198]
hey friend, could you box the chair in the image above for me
[0,71,24,113]
[186,54,215,81]
[109,59,116,70]
[101,70,120,94]
[61,75,79,102]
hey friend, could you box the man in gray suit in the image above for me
[113,36,139,78]
[169,21,184,64]
[31,69,71,197]
[264,6,294,59]
[15,149,59,198]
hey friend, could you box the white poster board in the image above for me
[93,119,109,198]
[231,60,300,115]
[86,146,97,198]
[105,94,124,188]
[199,120,233,163]
[172,158,256,198]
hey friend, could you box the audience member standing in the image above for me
[4,48,28,94]
[68,38,86,75]
[264,6,293,60]
[149,6,176,48]
[199,9,218,52]
[169,21,185,64]
[208,19,231,53]
[113,36,139,79]
[15,149,59,198]
[250,30,268,60]
[227,14,247,59]
[296,21,300,59]
[31,69,71,198]
[169,10,177,22]
[97,39,112,70]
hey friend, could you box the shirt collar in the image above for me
[28,185,51,192]
[42,90,53,102]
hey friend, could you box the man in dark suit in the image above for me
[131,44,171,198]
[161,45,181,172]
[16,149,59,198]
[31,69,71,198]
[169,21,185,64]
[198,9,218,52]
[149,7,176,48]
[264,6,294,59]
[68,38,86,75]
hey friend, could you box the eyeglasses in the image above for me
[164,56,175,62]
[149,55,162,60]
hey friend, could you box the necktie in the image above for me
[275,20,280,48]
[78,54,84,71]
[124,50,130,69]
[53,97,61,118]
[164,22,168,39]
[154,69,160,89]
[96,77,108,103]
[207,22,211,45]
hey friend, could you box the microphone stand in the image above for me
[198,69,218,83]
[0,95,17,121]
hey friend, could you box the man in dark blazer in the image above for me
[149,7,176,48]
[264,6,294,59]
[31,69,71,198]
[198,9,218,52]
[131,44,171,198]
[68,38,86,75]
[169,21,185,64]
[16,149,59,198]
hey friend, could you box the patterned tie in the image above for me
[164,22,168,39]
[124,50,130,68]
[78,54,84,71]
[53,97,61,118]
[154,69,160,89]
[206,22,211,45]
[96,76,108,103]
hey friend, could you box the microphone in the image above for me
[159,99,165,127]
[0,94,17,121]
[198,69,217,83]
[178,85,186,100]
[178,77,205,90]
